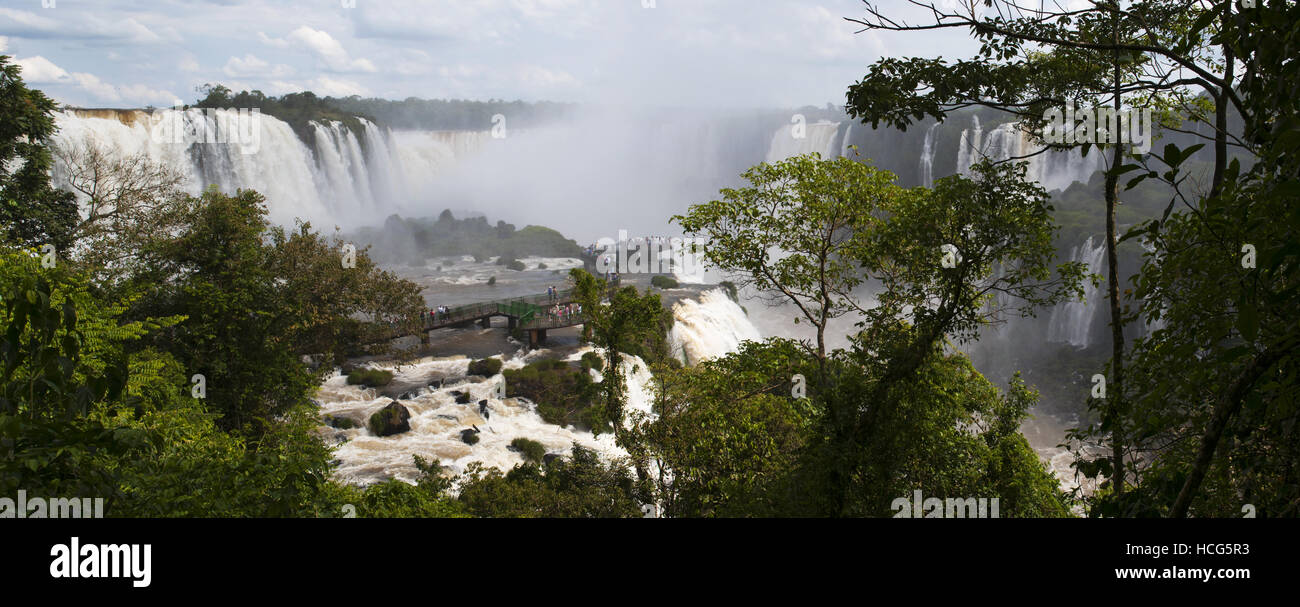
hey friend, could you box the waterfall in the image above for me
[956,116,982,177]
[50,108,493,229]
[953,118,1103,191]
[765,121,844,163]
[1047,236,1108,348]
[668,288,763,366]
[919,122,940,187]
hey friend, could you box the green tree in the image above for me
[673,154,898,363]
[568,268,665,435]
[0,56,78,250]
[627,339,817,517]
[456,446,641,518]
[127,188,315,435]
[0,249,169,503]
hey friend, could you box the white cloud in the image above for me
[311,76,368,97]
[223,54,293,78]
[0,36,9,53]
[285,26,376,73]
[257,31,290,48]
[15,55,71,83]
[17,54,174,106]
[0,8,173,44]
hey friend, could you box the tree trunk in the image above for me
[1105,7,1127,498]
[1210,10,1236,198]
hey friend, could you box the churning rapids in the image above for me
[312,282,755,486]
[49,107,1110,494]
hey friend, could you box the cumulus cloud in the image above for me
[0,8,173,44]
[262,26,376,73]
[310,76,368,97]
[15,55,71,83]
[223,54,294,78]
[16,54,174,106]
[0,36,8,53]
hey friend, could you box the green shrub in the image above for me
[507,260,527,272]
[487,276,497,286]
[347,368,394,387]
[651,275,679,289]
[324,415,357,429]
[503,359,609,432]
[537,262,548,270]
[510,438,547,463]
[468,357,504,377]
[580,351,605,373]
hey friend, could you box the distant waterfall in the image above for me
[954,117,1103,191]
[956,116,982,177]
[50,108,492,228]
[918,122,940,187]
[765,121,844,163]
[1047,236,1108,348]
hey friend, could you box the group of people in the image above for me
[546,285,560,301]
[548,302,582,323]
[421,306,452,326]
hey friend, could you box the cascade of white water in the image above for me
[956,116,983,177]
[765,121,844,163]
[954,119,1104,192]
[919,122,940,187]
[1047,236,1108,347]
[51,108,495,229]
[667,288,763,366]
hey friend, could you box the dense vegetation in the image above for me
[352,211,583,266]
[503,358,606,432]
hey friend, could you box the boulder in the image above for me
[460,428,481,445]
[368,400,412,437]
[456,391,473,404]
[543,453,562,466]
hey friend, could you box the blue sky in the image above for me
[0,0,979,109]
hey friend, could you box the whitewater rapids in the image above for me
[314,287,760,486]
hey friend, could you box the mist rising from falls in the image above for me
[1047,236,1108,348]
[668,289,763,365]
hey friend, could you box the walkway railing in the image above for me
[422,288,578,330]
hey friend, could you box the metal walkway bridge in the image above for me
[419,288,589,347]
